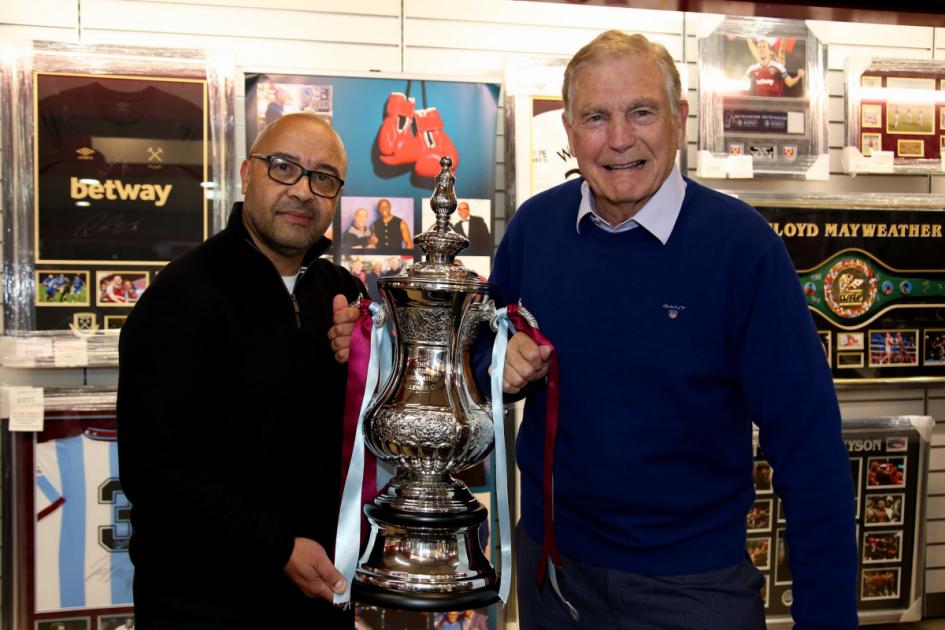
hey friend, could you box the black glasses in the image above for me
[250,154,344,199]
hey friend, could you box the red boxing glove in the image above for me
[378,92,422,165]
[413,107,458,178]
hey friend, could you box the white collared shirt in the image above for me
[575,164,687,245]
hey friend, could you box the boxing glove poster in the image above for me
[245,73,499,296]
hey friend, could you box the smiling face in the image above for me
[563,55,687,224]
[239,114,347,274]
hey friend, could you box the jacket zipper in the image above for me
[244,237,308,329]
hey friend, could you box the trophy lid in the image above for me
[380,157,488,289]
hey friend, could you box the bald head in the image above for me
[250,113,348,179]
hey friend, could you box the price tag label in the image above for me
[6,386,44,432]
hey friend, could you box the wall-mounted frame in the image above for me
[0,42,234,367]
[842,58,945,175]
[739,193,945,384]
[697,16,829,180]
[1,388,133,630]
[755,416,930,628]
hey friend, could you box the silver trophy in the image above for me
[352,157,500,610]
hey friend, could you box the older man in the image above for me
[118,113,362,628]
[488,31,856,629]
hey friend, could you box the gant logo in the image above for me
[662,304,686,319]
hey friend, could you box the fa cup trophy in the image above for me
[351,157,501,610]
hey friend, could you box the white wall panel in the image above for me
[0,24,77,42]
[929,520,945,544]
[827,44,931,71]
[82,30,400,73]
[0,2,78,28]
[808,20,931,50]
[82,0,400,44]
[408,0,682,34]
[134,0,401,15]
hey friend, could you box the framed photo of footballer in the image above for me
[697,15,828,179]
[843,57,945,174]
[34,270,90,307]
[861,104,883,129]
[861,133,883,156]
[95,271,149,307]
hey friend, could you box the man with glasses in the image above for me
[118,113,362,628]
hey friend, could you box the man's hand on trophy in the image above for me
[283,537,347,601]
[503,331,553,394]
[328,293,359,363]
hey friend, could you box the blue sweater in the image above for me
[483,177,857,629]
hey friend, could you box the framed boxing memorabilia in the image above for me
[755,416,930,626]
[697,16,828,180]
[843,58,945,174]
[740,193,945,383]
[0,42,234,364]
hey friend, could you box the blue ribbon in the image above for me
[490,307,515,604]
[333,303,387,606]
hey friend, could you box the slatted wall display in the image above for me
[2,0,945,625]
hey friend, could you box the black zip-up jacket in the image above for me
[117,203,362,629]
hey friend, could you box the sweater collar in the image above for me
[575,164,686,244]
[225,202,332,267]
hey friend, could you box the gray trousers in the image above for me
[515,525,767,630]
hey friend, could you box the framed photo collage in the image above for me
[751,417,929,620]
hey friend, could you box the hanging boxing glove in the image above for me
[413,107,458,178]
[377,92,422,165]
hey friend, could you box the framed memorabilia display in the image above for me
[842,58,945,174]
[505,56,573,210]
[2,388,135,630]
[755,417,930,627]
[741,193,945,383]
[697,16,829,180]
[244,71,499,288]
[0,42,234,367]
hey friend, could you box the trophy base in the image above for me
[352,580,499,612]
[353,501,499,612]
